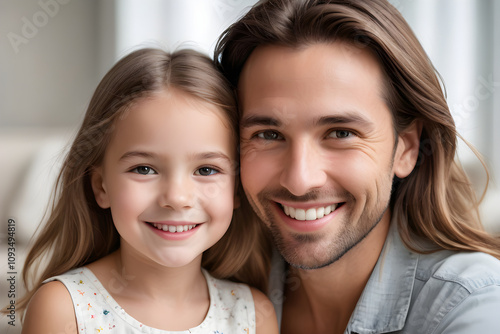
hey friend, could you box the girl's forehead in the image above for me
[104,89,237,160]
[135,88,236,138]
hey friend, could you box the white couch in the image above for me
[0,127,74,334]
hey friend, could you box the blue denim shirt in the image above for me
[268,220,500,333]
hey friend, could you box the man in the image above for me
[215,0,500,333]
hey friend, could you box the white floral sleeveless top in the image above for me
[44,267,256,334]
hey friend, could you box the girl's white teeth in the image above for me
[282,204,337,221]
[151,223,196,232]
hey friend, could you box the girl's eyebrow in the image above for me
[119,151,233,163]
[192,151,233,164]
[119,151,156,161]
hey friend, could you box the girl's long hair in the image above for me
[215,0,500,257]
[16,48,271,320]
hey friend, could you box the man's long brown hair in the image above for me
[215,0,500,258]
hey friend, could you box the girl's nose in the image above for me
[158,174,194,210]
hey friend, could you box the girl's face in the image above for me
[92,88,236,269]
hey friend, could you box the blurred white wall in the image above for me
[100,0,259,78]
[114,0,257,58]
[0,0,100,128]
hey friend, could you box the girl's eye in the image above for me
[195,167,219,176]
[256,130,282,140]
[328,130,353,139]
[131,166,157,175]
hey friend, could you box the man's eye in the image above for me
[328,130,352,139]
[195,167,219,176]
[131,166,157,175]
[256,131,282,140]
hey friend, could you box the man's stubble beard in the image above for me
[245,177,393,270]
[267,200,389,270]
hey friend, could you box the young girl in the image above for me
[18,48,278,333]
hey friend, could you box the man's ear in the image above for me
[91,166,110,209]
[393,121,422,179]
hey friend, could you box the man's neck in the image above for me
[281,214,391,334]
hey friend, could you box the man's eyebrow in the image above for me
[241,112,374,129]
[316,113,374,128]
[240,115,281,128]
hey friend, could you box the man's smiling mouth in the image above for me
[279,203,343,221]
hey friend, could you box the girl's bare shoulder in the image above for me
[250,287,279,334]
[22,281,77,334]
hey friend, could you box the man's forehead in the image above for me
[238,42,392,133]
[238,43,386,98]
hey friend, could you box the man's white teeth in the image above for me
[283,204,337,221]
[151,224,197,232]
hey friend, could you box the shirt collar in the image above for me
[348,218,419,334]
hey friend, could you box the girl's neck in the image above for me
[87,248,208,303]
[86,248,211,331]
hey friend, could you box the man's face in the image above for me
[238,43,416,269]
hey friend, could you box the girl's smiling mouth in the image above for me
[148,223,199,233]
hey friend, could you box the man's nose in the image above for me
[279,140,327,196]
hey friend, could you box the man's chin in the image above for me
[281,249,340,270]
[272,231,343,270]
